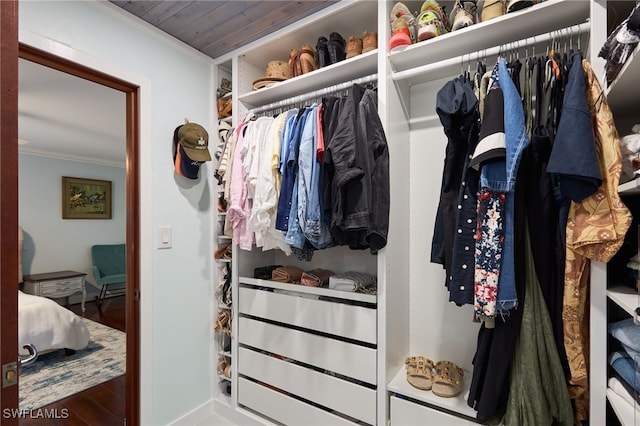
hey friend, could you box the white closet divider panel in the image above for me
[238,377,357,426]
[239,316,377,385]
[238,286,377,344]
[239,347,377,424]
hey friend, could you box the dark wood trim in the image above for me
[13,44,141,425]
[125,88,141,426]
[0,1,20,422]
[19,44,136,93]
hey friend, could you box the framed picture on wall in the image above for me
[62,176,112,219]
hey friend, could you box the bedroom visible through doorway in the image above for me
[13,44,140,425]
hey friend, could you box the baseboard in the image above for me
[169,400,214,426]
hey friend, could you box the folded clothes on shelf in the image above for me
[609,351,640,394]
[301,268,335,287]
[329,271,377,293]
[271,265,304,283]
[609,373,640,406]
[609,318,640,367]
[254,264,282,280]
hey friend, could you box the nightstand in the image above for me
[22,270,87,312]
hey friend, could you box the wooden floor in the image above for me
[20,296,126,426]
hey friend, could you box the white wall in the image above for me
[19,2,215,424]
[409,79,480,371]
[18,154,126,299]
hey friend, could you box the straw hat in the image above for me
[252,60,290,90]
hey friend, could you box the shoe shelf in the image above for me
[239,276,377,304]
[238,49,377,109]
[619,179,640,196]
[607,286,640,320]
[389,0,590,86]
[607,387,639,426]
[606,44,640,122]
[387,365,478,420]
[234,0,377,109]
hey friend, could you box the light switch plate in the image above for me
[158,226,172,249]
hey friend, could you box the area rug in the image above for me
[19,318,125,410]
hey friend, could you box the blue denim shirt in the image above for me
[496,57,530,314]
[297,105,333,249]
[276,109,304,231]
[284,107,313,248]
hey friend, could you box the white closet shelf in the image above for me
[606,46,640,120]
[387,366,478,420]
[607,286,639,318]
[607,388,639,426]
[239,277,377,304]
[389,0,589,81]
[619,178,640,195]
[238,50,377,108]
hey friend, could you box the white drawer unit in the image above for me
[237,279,377,425]
[390,395,479,426]
[22,270,87,312]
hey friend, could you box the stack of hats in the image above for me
[173,122,211,179]
[252,60,290,90]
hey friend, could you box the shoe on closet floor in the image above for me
[480,0,506,22]
[449,0,477,32]
[346,36,363,58]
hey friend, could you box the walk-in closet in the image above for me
[208,1,640,425]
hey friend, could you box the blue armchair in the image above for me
[91,244,126,303]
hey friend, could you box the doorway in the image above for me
[0,20,140,424]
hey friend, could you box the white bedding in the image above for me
[18,290,90,356]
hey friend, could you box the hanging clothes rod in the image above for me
[392,21,590,83]
[249,73,378,115]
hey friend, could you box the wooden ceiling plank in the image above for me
[136,1,195,26]
[113,0,164,18]
[200,2,335,57]
[165,2,254,44]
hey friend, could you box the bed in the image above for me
[17,227,90,356]
[18,290,90,356]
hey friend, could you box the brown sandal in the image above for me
[214,243,232,260]
[405,356,434,390]
[432,360,464,398]
[214,309,231,334]
[300,43,318,74]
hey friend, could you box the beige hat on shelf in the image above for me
[252,60,290,90]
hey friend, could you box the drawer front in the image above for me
[39,277,83,297]
[238,377,358,426]
[239,286,377,344]
[239,316,377,385]
[239,347,377,425]
[390,396,478,425]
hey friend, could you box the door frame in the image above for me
[0,4,140,423]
